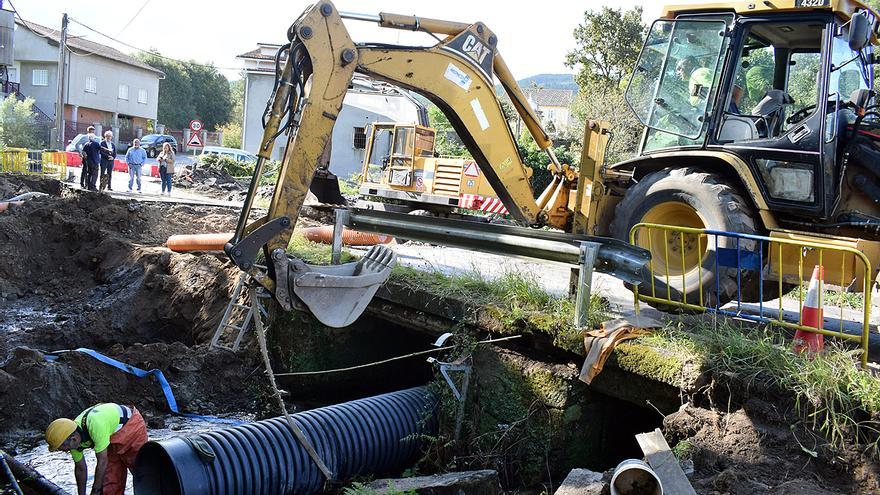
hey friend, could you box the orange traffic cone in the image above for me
[793,265,824,355]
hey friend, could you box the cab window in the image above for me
[627,18,728,151]
[826,32,872,141]
[717,21,824,144]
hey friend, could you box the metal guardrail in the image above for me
[330,207,651,328]
[630,223,873,366]
[0,148,67,179]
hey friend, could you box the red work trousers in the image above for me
[102,407,148,495]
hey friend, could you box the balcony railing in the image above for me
[2,81,20,94]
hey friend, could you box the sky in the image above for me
[11,0,689,81]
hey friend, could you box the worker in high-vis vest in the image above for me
[45,403,148,495]
[675,56,714,107]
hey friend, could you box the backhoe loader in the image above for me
[226,0,880,325]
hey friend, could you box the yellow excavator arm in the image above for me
[225,1,604,324]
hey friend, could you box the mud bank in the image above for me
[3,173,880,495]
[0,174,262,449]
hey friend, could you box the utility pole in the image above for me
[53,13,67,150]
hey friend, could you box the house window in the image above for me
[32,69,48,86]
[137,88,147,104]
[85,76,97,93]
[118,84,129,100]
[353,127,367,149]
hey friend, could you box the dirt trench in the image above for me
[0,174,263,447]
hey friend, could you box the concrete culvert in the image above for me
[610,459,663,495]
[133,387,438,495]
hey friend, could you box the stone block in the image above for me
[364,470,502,494]
[554,468,607,495]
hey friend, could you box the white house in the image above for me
[11,18,163,145]
[523,88,575,135]
[237,43,427,178]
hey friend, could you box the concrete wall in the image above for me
[13,24,160,121]
[13,25,56,62]
[542,105,571,132]
[67,55,159,120]
[18,61,57,117]
[242,71,423,177]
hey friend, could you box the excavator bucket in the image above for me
[309,168,347,205]
[288,244,397,327]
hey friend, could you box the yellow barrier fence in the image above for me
[0,148,67,179]
[630,223,873,367]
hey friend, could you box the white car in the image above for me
[65,134,92,152]
[199,146,258,163]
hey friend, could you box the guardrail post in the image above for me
[575,241,601,328]
[331,208,351,265]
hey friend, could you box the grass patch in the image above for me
[342,482,415,495]
[338,173,361,197]
[390,265,607,353]
[641,317,880,455]
[785,282,864,310]
[287,233,355,265]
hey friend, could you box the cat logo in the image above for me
[461,35,490,65]
[443,29,495,78]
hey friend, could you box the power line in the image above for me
[117,0,151,37]
[6,0,55,40]
[68,16,242,71]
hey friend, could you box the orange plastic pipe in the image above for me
[0,201,23,213]
[166,232,234,252]
[301,226,393,246]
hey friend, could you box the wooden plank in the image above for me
[635,428,697,495]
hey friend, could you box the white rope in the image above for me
[250,286,334,481]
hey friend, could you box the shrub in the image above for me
[199,153,253,177]
[0,95,45,149]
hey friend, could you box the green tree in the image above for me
[220,77,245,149]
[564,7,647,162]
[136,51,232,130]
[0,95,43,148]
[565,7,646,91]
[427,105,468,157]
[517,128,575,197]
[186,63,232,130]
[136,52,194,130]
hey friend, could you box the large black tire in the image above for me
[610,167,759,308]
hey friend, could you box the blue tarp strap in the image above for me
[47,348,244,425]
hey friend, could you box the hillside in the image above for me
[516,73,578,91]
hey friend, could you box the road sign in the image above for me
[189,120,203,132]
[187,132,204,148]
[463,161,479,177]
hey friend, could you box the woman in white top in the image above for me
[156,142,176,195]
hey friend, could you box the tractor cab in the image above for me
[361,123,436,187]
[625,1,878,223]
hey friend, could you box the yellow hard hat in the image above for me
[46,418,76,451]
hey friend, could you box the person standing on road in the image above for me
[157,142,175,195]
[125,139,147,193]
[99,131,117,192]
[45,403,148,495]
[78,127,98,188]
[82,127,102,191]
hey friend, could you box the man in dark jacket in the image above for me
[82,128,102,191]
[99,131,117,192]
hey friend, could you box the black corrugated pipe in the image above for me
[132,387,437,495]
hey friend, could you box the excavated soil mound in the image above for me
[173,165,245,201]
[0,343,262,443]
[664,400,879,494]
[0,173,265,445]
